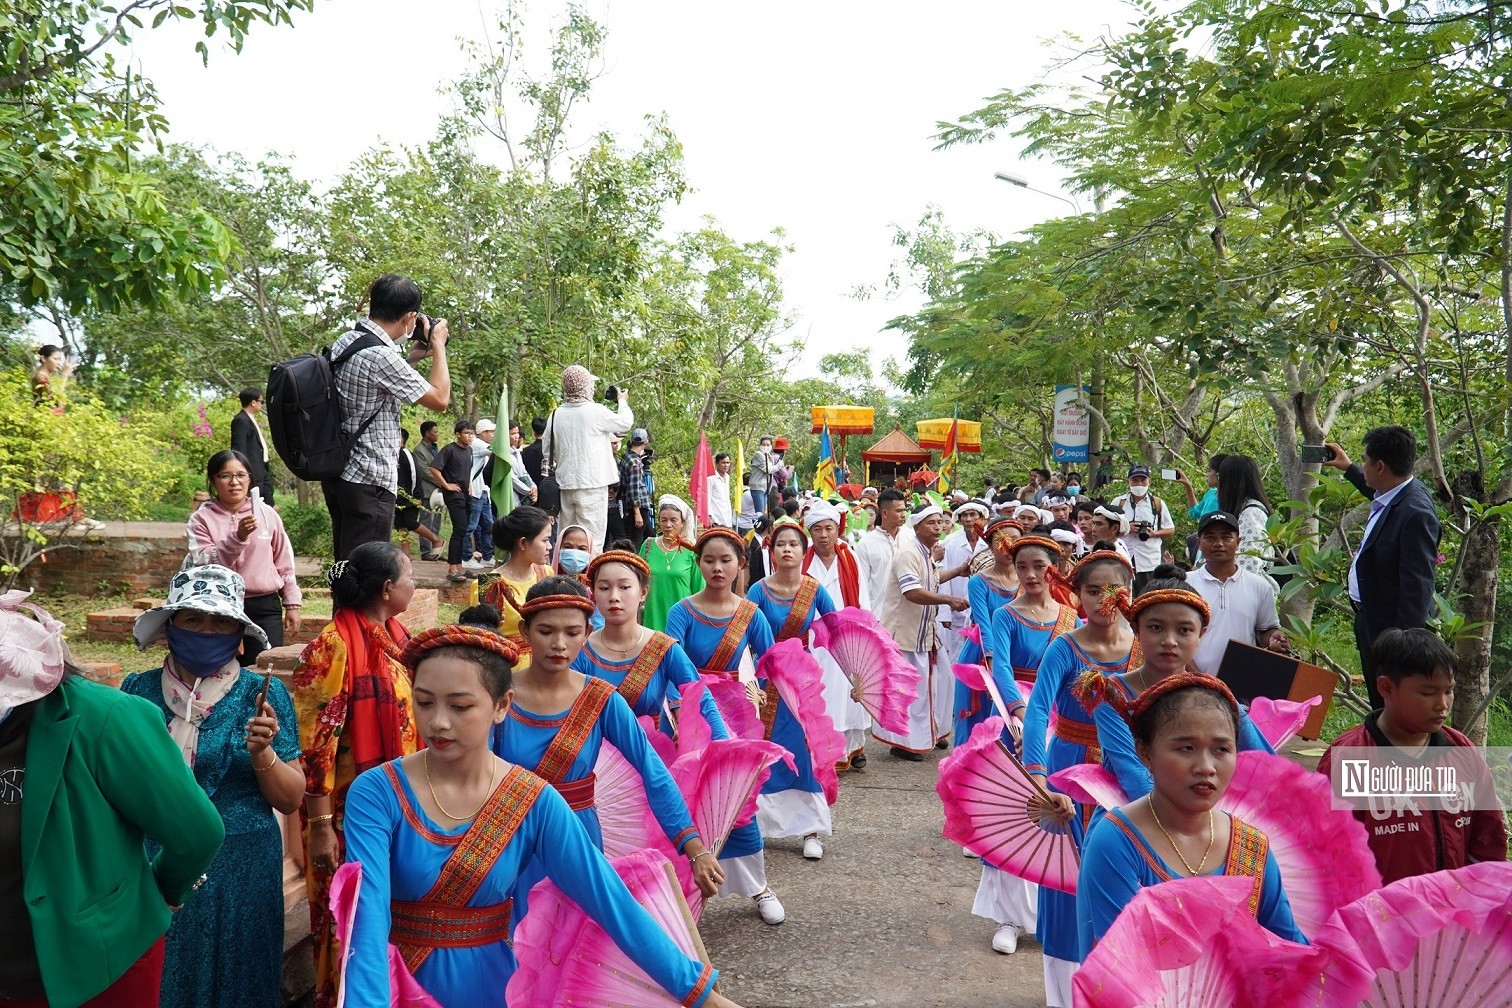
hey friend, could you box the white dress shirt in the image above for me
[706,472,733,527]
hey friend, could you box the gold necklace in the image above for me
[1147,795,1215,875]
[424,750,497,821]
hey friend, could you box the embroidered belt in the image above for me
[391,898,513,951]
[1011,666,1038,684]
[554,772,597,811]
[1053,717,1099,747]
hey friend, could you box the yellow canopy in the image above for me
[916,418,981,453]
[809,405,875,436]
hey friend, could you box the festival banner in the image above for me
[937,416,958,494]
[490,384,514,513]
[691,432,714,528]
[1052,385,1092,463]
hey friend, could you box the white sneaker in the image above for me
[992,924,1021,954]
[754,890,786,925]
[802,835,824,860]
[962,846,978,858]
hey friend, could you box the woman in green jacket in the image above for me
[0,589,224,1008]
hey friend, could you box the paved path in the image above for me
[700,737,1047,1008]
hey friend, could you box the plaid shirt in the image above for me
[626,451,650,509]
[332,319,430,490]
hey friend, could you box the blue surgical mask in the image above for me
[166,623,244,677]
[1066,485,1081,497]
[559,549,591,574]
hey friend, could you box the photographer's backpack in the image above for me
[266,331,384,482]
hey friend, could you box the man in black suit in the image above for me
[1325,426,1441,709]
[230,386,273,505]
[520,416,547,486]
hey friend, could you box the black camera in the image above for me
[411,313,434,349]
[603,384,621,404]
[1136,521,1153,542]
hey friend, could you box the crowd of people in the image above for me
[4,273,1503,1008]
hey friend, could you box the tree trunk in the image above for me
[1451,518,1498,745]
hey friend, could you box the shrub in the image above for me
[280,501,332,560]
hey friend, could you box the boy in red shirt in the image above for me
[1317,628,1506,884]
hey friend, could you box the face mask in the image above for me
[1066,485,1081,497]
[1129,486,1148,498]
[166,623,244,677]
[558,549,590,574]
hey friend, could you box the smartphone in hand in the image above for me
[253,669,273,712]
[1160,468,1179,481]
[1300,444,1336,463]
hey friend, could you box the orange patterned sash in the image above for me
[775,578,820,642]
[533,677,615,786]
[705,600,757,673]
[617,632,674,708]
[383,762,545,972]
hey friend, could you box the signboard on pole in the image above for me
[1052,385,1091,463]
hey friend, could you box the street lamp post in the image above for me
[993,171,1083,213]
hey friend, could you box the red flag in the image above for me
[691,432,715,528]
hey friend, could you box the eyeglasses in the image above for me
[215,473,252,483]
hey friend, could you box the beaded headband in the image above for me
[1126,586,1211,628]
[1125,671,1239,728]
[1009,535,1063,559]
[518,593,597,618]
[694,527,745,557]
[587,549,650,583]
[402,624,520,670]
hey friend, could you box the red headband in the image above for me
[1009,535,1063,558]
[587,549,650,583]
[695,527,745,558]
[1127,587,1211,628]
[403,625,520,670]
[1125,671,1239,727]
[1071,548,1134,583]
[518,593,596,618]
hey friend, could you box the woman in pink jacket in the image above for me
[188,449,302,663]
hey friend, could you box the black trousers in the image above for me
[442,491,472,565]
[321,479,396,561]
[242,591,284,667]
[1353,604,1385,710]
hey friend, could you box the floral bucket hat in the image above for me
[133,564,269,650]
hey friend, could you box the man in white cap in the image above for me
[542,364,633,549]
[939,498,991,664]
[803,500,872,767]
[1111,464,1175,590]
[875,503,971,760]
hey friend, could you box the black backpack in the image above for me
[266,331,384,482]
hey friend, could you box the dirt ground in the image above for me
[700,738,1049,1008]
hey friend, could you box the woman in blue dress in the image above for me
[1075,567,1274,803]
[974,535,1081,955]
[123,564,307,1008]
[491,577,721,925]
[342,625,745,1008]
[1076,673,1306,958]
[574,548,727,736]
[746,521,839,862]
[954,517,1021,744]
[665,527,787,926]
[1019,545,1137,1008]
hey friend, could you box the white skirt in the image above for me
[1044,956,1076,1008]
[971,864,1038,931]
[716,851,768,898]
[756,789,833,839]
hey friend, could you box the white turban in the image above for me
[1049,527,1082,548]
[907,504,944,528]
[804,501,842,529]
[953,500,990,520]
[656,494,696,537]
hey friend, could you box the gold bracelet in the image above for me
[309,813,335,824]
[253,754,279,772]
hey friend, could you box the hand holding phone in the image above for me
[1300,444,1337,464]
[1160,469,1179,481]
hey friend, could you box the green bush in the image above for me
[281,501,332,560]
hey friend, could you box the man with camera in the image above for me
[542,364,633,549]
[323,273,451,560]
[1110,465,1175,591]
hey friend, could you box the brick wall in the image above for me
[26,535,189,597]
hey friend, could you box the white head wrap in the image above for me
[907,504,944,528]
[804,501,842,529]
[1049,527,1082,548]
[1094,502,1130,536]
[656,494,696,538]
[953,500,990,520]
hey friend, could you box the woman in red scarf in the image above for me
[293,541,423,1007]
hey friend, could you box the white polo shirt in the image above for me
[1189,563,1281,676]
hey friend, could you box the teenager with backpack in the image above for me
[294,274,451,560]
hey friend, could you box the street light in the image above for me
[994,171,1082,214]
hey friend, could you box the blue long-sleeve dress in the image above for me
[665,597,776,882]
[1021,633,1138,966]
[746,577,837,838]
[121,669,301,1008]
[572,632,729,739]
[341,760,717,1008]
[491,679,699,924]
[953,573,1018,744]
[1076,806,1306,958]
[987,603,1081,743]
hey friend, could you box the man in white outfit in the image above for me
[854,487,912,608]
[541,364,632,549]
[802,501,872,769]
[939,499,991,663]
